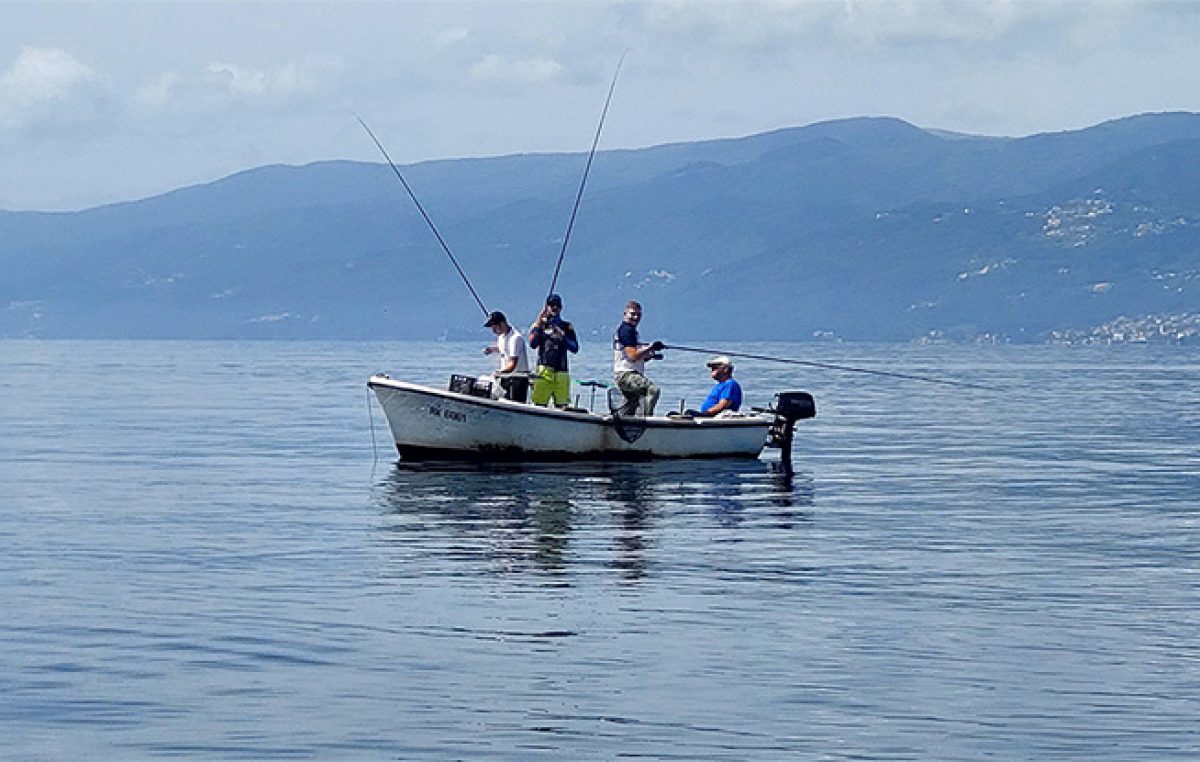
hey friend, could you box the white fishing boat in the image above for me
[368,373,814,461]
[358,90,825,464]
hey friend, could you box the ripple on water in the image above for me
[1,341,1197,759]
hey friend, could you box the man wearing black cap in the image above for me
[528,294,579,407]
[483,310,530,402]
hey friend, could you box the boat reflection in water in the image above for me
[372,459,813,582]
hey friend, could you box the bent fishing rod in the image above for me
[664,344,995,391]
[355,114,489,317]
[546,52,626,298]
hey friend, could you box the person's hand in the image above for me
[483,346,497,355]
[649,340,665,352]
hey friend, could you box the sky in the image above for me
[2,0,1199,211]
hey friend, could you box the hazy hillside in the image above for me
[3,112,1199,343]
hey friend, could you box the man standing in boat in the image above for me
[528,293,579,407]
[483,311,531,402]
[613,300,663,417]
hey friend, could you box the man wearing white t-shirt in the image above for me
[483,310,530,402]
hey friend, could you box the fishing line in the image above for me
[366,383,379,472]
[547,52,627,298]
[355,114,489,316]
[665,344,995,391]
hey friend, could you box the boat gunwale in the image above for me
[368,375,772,430]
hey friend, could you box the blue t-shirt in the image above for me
[701,378,742,413]
[615,322,639,350]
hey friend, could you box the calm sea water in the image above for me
[1,340,1197,760]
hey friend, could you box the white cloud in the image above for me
[3,0,1200,209]
[644,0,830,50]
[641,0,1055,53]
[135,72,178,109]
[132,57,342,115]
[205,62,303,96]
[0,46,98,104]
[0,46,108,129]
[839,0,1025,45]
[471,54,564,83]
[432,26,471,49]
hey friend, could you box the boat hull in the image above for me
[368,375,773,460]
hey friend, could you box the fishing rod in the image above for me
[546,52,626,298]
[664,344,995,391]
[355,114,489,317]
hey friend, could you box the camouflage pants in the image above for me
[613,371,660,417]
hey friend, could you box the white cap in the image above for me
[706,355,733,368]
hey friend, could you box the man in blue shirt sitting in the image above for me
[698,355,742,416]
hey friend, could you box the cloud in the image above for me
[643,0,830,50]
[135,72,178,109]
[470,54,564,83]
[131,57,342,117]
[839,0,1026,45]
[639,0,1066,55]
[0,46,109,130]
[432,26,471,49]
[0,46,99,104]
[205,62,305,97]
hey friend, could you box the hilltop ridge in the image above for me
[3,112,1199,342]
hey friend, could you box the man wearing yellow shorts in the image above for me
[528,293,579,407]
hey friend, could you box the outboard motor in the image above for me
[764,391,816,466]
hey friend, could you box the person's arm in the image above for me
[529,309,550,348]
[564,323,579,354]
[701,382,735,415]
[702,397,733,416]
[528,325,544,349]
[624,340,663,362]
[499,356,518,374]
[618,323,639,360]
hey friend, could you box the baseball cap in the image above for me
[483,310,507,327]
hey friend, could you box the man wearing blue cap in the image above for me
[528,293,579,407]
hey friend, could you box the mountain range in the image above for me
[3,111,1199,343]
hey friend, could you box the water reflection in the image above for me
[372,459,814,582]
